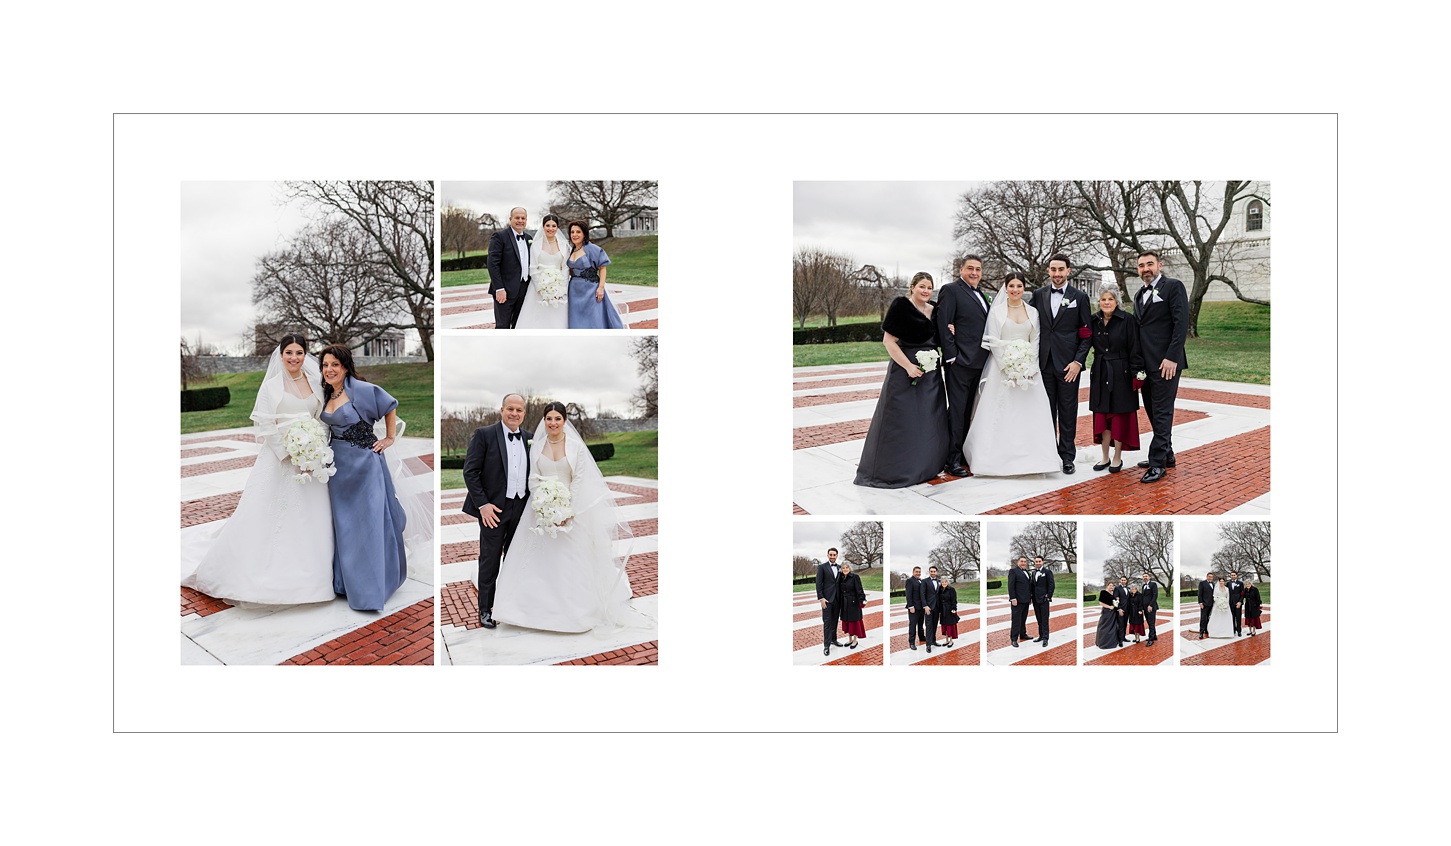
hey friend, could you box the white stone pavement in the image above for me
[982,596,1080,666]
[437,478,659,665]
[1179,603,1272,665]
[887,602,980,664]
[793,362,1271,516]
[180,426,435,666]
[439,283,659,330]
[792,590,886,666]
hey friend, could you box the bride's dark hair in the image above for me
[1003,271,1028,287]
[541,401,568,418]
[541,213,563,229]
[318,344,364,401]
[278,332,308,352]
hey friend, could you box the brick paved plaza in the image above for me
[792,362,1271,516]
[439,283,659,330]
[179,427,436,666]
[888,599,981,665]
[982,596,1080,666]
[1179,601,1272,665]
[792,589,887,666]
[1083,605,1176,666]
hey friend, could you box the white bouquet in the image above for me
[997,339,1037,389]
[284,417,337,484]
[535,267,567,308]
[529,478,574,537]
[912,349,940,386]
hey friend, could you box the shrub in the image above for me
[890,589,906,599]
[439,455,466,470]
[985,580,1002,590]
[793,576,815,586]
[181,386,230,412]
[792,323,884,345]
[442,255,489,272]
[589,443,614,462]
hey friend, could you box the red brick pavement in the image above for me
[181,433,258,445]
[406,454,435,471]
[796,375,886,390]
[181,446,233,459]
[1180,611,1271,635]
[914,646,980,665]
[439,580,479,629]
[626,551,658,598]
[181,586,232,618]
[280,599,434,665]
[794,598,885,624]
[985,611,1077,650]
[792,610,884,650]
[827,644,884,666]
[794,419,873,451]
[633,319,659,329]
[794,389,882,408]
[623,297,659,313]
[1074,408,1208,447]
[607,483,659,503]
[459,323,495,330]
[441,541,478,565]
[984,426,1271,515]
[182,455,258,478]
[556,641,658,666]
[181,491,243,528]
[793,503,809,514]
[794,366,886,380]
[1083,640,1172,665]
[1181,632,1271,665]
[1179,387,1270,409]
[439,547,659,629]
[1012,642,1078,665]
[441,304,484,316]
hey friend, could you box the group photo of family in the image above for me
[179,181,437,666]
[887,521,980,665]
[792,521,885,665]
[980,520,1080,665]
[1179,521,1271,665]
[1082,521,1175,666]
[438,181,660,331]
[436,334,659,666]
[791,180,1271,517]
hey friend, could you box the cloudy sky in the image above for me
[1180,521,1227,579]
[181,181,309,349]
[889,521,944,576]
[438,335,644,417]
[794,181,978,280]
[1081,522,1117,583]
[792,521,870,563]
[441,181,552,224]
[981,519,1037,572]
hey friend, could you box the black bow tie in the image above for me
[1052,288,1065,295]
[516,233,527,241]
[507,430,522,441]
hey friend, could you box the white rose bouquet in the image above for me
[912,349,940,386]
[284,417,337,484]
[535,267,567,308]
[529,478,574,537]
[997,339,1037,389]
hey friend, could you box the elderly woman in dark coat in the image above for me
[837,560,867,649]
[1088,281,1144,472]
[1125,583,1147,643]
[1243,577,1264,635]
[936,576,959,647]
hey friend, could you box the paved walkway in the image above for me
[437,479,659,665]
[792,362,1271,516]
[1082,606,1176,665]
[439,283,659,330]
[1179,602,1272,665]
[792,589,887,665]
[887,600,981,665]
[180,427,435,665]
[982,595,1079,666]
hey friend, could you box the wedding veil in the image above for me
[978,287,1042,390]
[251,344,323,460]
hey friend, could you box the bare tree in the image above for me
[793,247,855,328]
[928,521,980,582]
[1010,521,1078,573]
[441,204,477,258]
[630,335,658,418]
[839,521,883,571]
[180,334,215,389]
[852,263,894,320]
[1102,522,1175,586]
[546,180,657,238]
[1211,521,1272,580]
[953,181,1096,289]
[284,181,435,360]
[793,555,817,579]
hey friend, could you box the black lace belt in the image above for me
[570,268,600,281]
[333,420,377,450]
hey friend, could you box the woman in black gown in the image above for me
[1243,577,1263,635]
[1087,281,1144,472]
[838,560,867,649]
[1094,581,1119,649]
[853,272,951,488]
[937,576,959,647]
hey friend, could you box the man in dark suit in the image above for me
[1226,571,1245,636]
[1140,571,1160,645]
[905,566,925,650]
[922,565,941,653]
[1132,250,1189,483]
[1197,573,1217,639]
[815,547,843,656]
[486,206,532,330]
[1113,576,1130,648]
[462,393,531,629]
[1031,556,1056,647]
[935,254,993,477]
[1007,556,1032,647]
[1034,254,1093,474]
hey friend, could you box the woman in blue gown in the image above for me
[318,345,407,611]
[565,220,626,329]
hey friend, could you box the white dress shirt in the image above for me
[504,425,526,499]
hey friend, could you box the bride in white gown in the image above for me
[513,214,570,330]
[181,336,335,604]
[491,402,634,633]
[961,273,1063,476]
[1207,578,1235,638]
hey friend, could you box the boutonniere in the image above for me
[1151,290,1163,304]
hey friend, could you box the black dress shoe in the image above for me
[824,646,830,655]
[1062,462,1076,474]
[1040,640,1049,648]
[832,640,845,647]
[1137,458,1176,469]
[1140,467,1166,483]
[1031,636,1043,643]
[946,463,969,477]
[909,644,917,651]
[926,644,932,653]
[1093,460,1111,471]
[1011,640,1019,648]
[480,613,498,629]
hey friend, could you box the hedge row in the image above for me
[442,255,489,272]
[181,386,230,412]
[793,576,815,586]
[436,442,614,470]
[793,322,883,345]
[985,580,1002,590]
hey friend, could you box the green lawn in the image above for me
[793,301,1270,384]
[439,429,657,490]
[793,567,885,592]
[985,575,1076,599]
[890,580,981,604]
[441,235,658,289]
[180,361,434,437]
[796,313,880,329]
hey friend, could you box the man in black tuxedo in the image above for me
[1031,556,1056,647]
[1226,571,1245,636]
[815,547,843,656]
[1140,571,1160,645]
[486,207,532,330]
[1197,573,1217,639]
[935,255,993,477]
[1132,250,1189,483]
[905,566,925,650]
[462,393,531,629]
[1007,556,1031,647]
[1113,576,1130,648]
[1034,254,1093,474]
[922,566,941,653]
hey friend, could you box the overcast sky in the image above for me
[1081,523,1117,583]
[1180,521,1227,579]
[438,335,643,417]
[889,521,953,576]
[441,181,552,224]
[181,181,308,349]
[794,181,977,280]
[981,519,1038,572]
[792,521,871,563]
